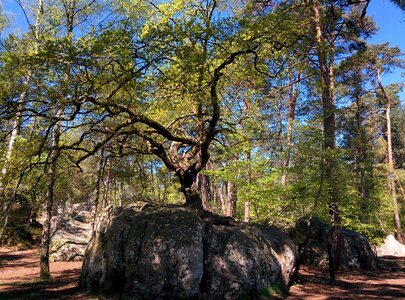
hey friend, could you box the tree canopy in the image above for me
[0,0,404,275]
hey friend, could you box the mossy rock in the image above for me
[1,225,35,249]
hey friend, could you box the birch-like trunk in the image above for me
[0,0,42,242]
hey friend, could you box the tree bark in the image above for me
[245,148,252,222]
[40,0,77,279]
[0,0,41,241]
[312,0,342,277]
[40,110,62,280]
[196,172,211,211]
[281,69,300,185]
[396,174,405,205]
[150,161,156,201]
[91,148,104,232]
[102,157,112,209]
[353,94,370,221]
[226,181,237,218]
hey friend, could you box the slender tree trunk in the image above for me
[377,69,403,243]
[244,201,250,223]
[91,149,104,232]
[354,95,369,220]
[102,157,112,209]
[396,174,405,205]
[0,202,12,243]
[312,0,342,278]
[227,181,237,218]
[150,161,156,201]
[196,172,211,211]
[40,0,77,278]
[0,0,40,241]
[244,148,252,222]
[157,170,161,203]
[40,111,62,280]
[163,172,168,203]
[118,180,123,206]
[217,182,227,215]
[281,70,300,185]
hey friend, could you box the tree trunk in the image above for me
[245,148,252,222]
[40,111,62,280]
[150,161,156,201]
[312,0,342,277]
[396,174,405,205]
[196,172,211,211]
[281,70,300,186]
[102,157,112,209]
[378,69,403,243]
[40,0,76,279]
[217,182,227,215]
[0,0,41,242]
[244,201,250,223]
[91,149,104,232]
[226,181,237,218]
[178,168,203,210]
[353,95,370,220]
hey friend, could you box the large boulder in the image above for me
[79,202,297,299]
[377,235,405,257]
[291,216,377,270]
[0,195,37,248]
[50,212,92,261]
[6,195,33,226]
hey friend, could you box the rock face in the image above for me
[377,235,405,257]
[50,212,92,261]
[79,202,297,299]
[7,195,33,226]
[291,217,377,270]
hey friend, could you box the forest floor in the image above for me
[1,246,405,299]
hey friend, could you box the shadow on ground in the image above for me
[0,269,95,300]
[288,256,405,300]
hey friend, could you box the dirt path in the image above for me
[1,247,405,299]
[288,256,405,299]
[0,247,95,300]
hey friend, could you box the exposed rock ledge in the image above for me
[79,202,297,299]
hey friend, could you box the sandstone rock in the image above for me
[7,195,33,226]
[291,216,377,270]
[50,213,92,261]
[377,234,405,257]
[79,203,297,299]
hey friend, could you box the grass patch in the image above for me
[258,283,289,299]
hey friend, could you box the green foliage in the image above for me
[258,283,288,298]
[0,225,36,249]
[0,0,404,251]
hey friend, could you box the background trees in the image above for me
[0,0,404,276]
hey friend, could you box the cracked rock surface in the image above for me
[79,202,296,299]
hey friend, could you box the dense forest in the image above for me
[0,0,404,281]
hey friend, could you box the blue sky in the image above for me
[368,0,405,101]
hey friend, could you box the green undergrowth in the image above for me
[257,283,289,299]
[0,224,41,249]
